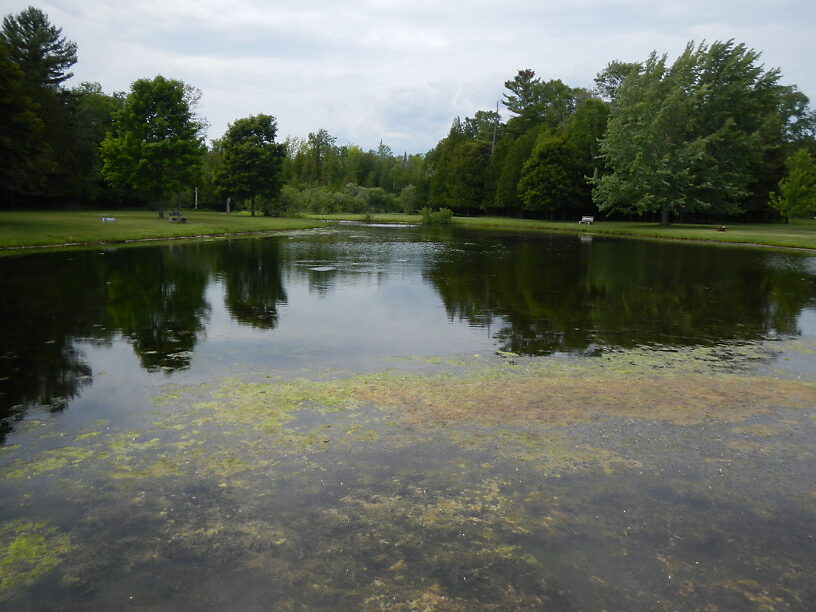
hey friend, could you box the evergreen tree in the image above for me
[0,42,47,198]
[429,117,487,212]
[518,133,583,217]
[1,6,77,87]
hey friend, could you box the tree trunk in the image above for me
[660,207,670,226]
[251,194,256,217]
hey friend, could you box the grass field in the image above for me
[0,210,326,251]
[2,210,814,252]
[306,213,816,250]
[453,216,816,249]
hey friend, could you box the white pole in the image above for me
[194,186,198,209]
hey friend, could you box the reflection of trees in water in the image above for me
[0,245,213,440]
[3,231,815,442]
[1,238,295,436]
[105,245,210,372]
[426,234,816,355]
[217,239,287,328]
[0,253,112,442]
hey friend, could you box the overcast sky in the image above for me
[4,0,813,153]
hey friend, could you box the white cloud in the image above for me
[5,0,813,153]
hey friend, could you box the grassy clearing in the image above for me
[457,216,816,249]
[0,210,326,250]
[307,213,816,250]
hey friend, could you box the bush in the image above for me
[420,207,453,225]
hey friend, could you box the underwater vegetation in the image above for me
[1,341,815,609]
[0,521,72,597]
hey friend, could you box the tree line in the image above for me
[2,6,815,222]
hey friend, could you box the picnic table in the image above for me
[168,210,187,223]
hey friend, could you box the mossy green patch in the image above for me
[74,431,102,440]
[3,446,95,479]
[0,521,72,595]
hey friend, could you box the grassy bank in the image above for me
[0,210,326,250]
[458,217,816,249]
[2,211,814,252]
[307,213,816,250]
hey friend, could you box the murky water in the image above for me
[1,225,815,609]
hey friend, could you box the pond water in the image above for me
[1,225,815,609]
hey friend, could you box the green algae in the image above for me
[1,341,815,608]
[3,446,95,479]
[0,521,72,595]
[74,431,101,440]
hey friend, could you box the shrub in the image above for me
[420,207,453,225]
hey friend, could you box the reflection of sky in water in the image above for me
[798,306,816,333]
[198,258,492,375]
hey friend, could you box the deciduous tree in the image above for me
[218,113,286,216]
[769,149,816,220]
[591,40,786,225]
[100,76,205,217]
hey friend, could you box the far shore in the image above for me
[1,210,815,253]
[309,213,816,251]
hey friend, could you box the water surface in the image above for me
[1,225,815,609]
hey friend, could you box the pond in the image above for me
[1,224,815,609]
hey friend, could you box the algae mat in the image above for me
[1,342,815,610]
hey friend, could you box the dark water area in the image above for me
[1,225,815,609]
[2,224,815,424]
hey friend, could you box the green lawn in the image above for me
[455,217,816,249]
[306,213,816,250]
[0,210,326,250]
[2,210,815,252]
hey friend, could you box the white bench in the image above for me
[579,216,594,224]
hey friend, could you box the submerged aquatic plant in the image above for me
[1,341,815,608]
[0,522,72,595]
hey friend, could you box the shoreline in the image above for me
[455,221,816,252]
[0,228,325,253]
[1,211,815,253]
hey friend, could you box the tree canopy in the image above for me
[0,43,47,195]
[503,69,588,134]
[769,149,816,219]
[591,40,789,224]
[2,11,815,225]
[218,113,286,216]
[1,6,76,87]
[100,75,204,217]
